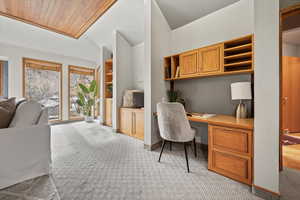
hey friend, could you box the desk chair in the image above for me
[157,102,196,173]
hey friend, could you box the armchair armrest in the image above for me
[0,125,51,189]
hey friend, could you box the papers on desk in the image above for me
[191,113,217,119]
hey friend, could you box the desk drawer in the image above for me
[209,125,252,156]
[209,149,252,185]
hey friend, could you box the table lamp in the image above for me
[231,82,252,119]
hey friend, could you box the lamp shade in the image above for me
[231,82,252,100]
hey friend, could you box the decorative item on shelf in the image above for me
[167,90,186,107]
[167,90,179,102]
[107,84,113,94]
[76,80,98,122]
[231,82,252,119]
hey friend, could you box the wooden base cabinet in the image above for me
[208,125,253,185]
[105,98,112,126]
[120,108,144,140]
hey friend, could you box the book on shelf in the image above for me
[175,67,180,78]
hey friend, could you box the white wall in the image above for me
[170,0,254,54]
[132,43,145,90]
[161,0,254,144]
[254,0,280,194]
[0,16,100,62]
[144,0,171,146]
[0,42,97,120]
[283,42,300,57]
[112,31,134,131]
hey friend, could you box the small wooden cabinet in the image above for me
[208,125,253,185]
[105,98,112,126]
[198,44,223,74]
[179,50,198,77]
[120,108,144,140]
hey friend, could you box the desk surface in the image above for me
[188,114,254,130]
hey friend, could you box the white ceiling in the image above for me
[283,28,300,45]
[156,0,240,29]
[85,0,144,50]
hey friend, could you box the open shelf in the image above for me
[164,54,180,80]
[224,35,253,73]
[104,58,113,98]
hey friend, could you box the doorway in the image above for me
[280,4,300,172]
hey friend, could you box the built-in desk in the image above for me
[154,111,254,185]
[188,114,253,130]
[188,113,254,185]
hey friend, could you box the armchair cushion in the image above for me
[9,101,42,128]
[0,107,12,128]
[0,98,16,128]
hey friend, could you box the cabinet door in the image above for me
[179,50,198,77]
[210,149,252,185]
[199,44,223,74]
[208,125,252,185]
[133,111,144,140]
[120,108,133,136]
[105,99,112,126]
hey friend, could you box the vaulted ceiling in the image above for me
[0,0,117,38]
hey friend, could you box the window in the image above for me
[23,58,62,121]
[68,65,95,120]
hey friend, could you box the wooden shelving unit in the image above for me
[223,35,253,73]
[104,59,113,127]
[104,59,113,98]
[164,34,254,81]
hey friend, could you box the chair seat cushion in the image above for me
[0,98,16,129]
[9,101,42,128]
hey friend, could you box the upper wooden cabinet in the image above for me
[164,34,254,81]
[179,50,199,77]
[198,44,223,74]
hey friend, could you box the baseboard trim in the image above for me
[252,185,280,200]
[112,128,120,133]
[144,141,162,151]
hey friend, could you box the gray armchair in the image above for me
[157,102,196,172]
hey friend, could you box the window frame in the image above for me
[68,65,95,120]
[22,57,63,122]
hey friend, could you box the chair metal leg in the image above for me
[193,138,197,158]
[184,143,190,173]
[158,140,166,162]
[170,141,172,151]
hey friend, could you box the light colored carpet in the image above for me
[1,122,263,200]
[280,167,300,200]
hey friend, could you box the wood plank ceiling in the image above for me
[0,0,117,39]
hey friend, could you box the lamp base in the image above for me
[236,102,247,119]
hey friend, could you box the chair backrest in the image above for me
[157,102,193,142]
